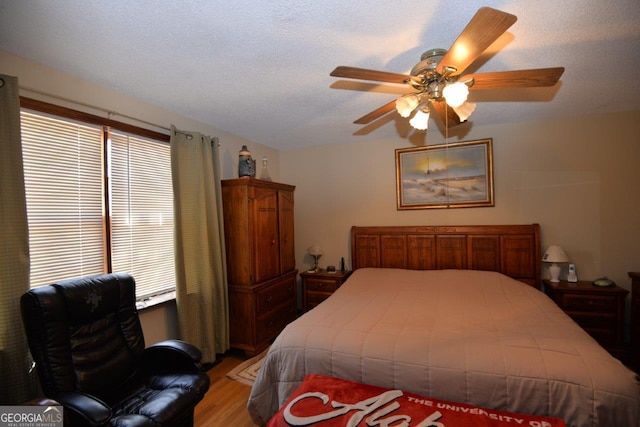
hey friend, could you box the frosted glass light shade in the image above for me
[395,94,420,118]
[443,82,469,108]
[409,108,430,130]
[452,102,476,122]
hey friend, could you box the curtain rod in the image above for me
[19,86,220,144]
[20,85,172,133]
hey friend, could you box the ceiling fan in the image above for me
[330,7,565,130]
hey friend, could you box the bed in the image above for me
[247,224,640,426]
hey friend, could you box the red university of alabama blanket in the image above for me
[267,374,566,427]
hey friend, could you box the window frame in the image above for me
[20,97,174,304]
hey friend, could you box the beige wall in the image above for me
[1,50,280,182]
[282,111,640,295]
[5,49,640,343]
[2,50,279,343]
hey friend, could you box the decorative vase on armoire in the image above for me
[260,156,272,181]
[221,178,296,356]
[238,145,256,178]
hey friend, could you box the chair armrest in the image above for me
[24,397,61,406]
[142,339,203,372]
[53,391,111,426]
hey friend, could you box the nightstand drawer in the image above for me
[544,279,628,356]
[569,312,616,330]
[306,291,333,308]
[586,329,618,346]
[301,270,352,312]
[305,278,340,293]
[561,294,617,313]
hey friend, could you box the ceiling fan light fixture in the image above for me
[452,101,476,122]
[461,77,475,88]
[441,65,458,77]
[330,8,564,133]
[395,94,420,118]
[443,81,469,108]
[410,48,447,76]
[409,106,430,130]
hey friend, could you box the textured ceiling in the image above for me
[1,0,639,150]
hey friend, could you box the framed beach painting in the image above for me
[395,138,494,210]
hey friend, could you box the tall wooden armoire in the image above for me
[221,178,297,355]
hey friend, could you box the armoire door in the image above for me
[252,187,280,283]
[278,190,295,273]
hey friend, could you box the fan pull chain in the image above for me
[445,104,450,208]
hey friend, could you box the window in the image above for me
[109,132,175,299]
[21,112,105,287]
[20,108,175,301]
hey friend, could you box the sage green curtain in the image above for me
[0,75,38,403]
[170,126,229,362]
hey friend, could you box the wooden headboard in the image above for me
[351,224,541,287]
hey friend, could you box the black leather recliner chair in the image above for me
[21,272,210,427]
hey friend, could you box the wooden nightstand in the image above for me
[629,272,640,371]
[301,269,352,312]
[544,279,629,357]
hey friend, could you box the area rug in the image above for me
[226,347,269,386]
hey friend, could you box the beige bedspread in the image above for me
[247,268,640,427]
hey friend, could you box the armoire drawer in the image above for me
[256,301,297,342]
[256,276,296,316]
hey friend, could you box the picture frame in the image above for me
[395,138,494,210]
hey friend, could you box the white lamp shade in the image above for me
[308,242,322,256]
[542,245,569,263]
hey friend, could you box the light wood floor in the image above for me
[194,350,259,426]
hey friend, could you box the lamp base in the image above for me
[548,263,561,282]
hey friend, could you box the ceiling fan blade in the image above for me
[354,100,398,124]
[437,7,517,76]
[331,66,411,84]
[429,99,461,127]
[465,67,565,90]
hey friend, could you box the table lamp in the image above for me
[542,245,569,282]
[308,243,322,272]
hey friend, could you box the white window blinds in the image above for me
[20,110,176,301]
[21,112,105,287]
[109,132,175,299]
